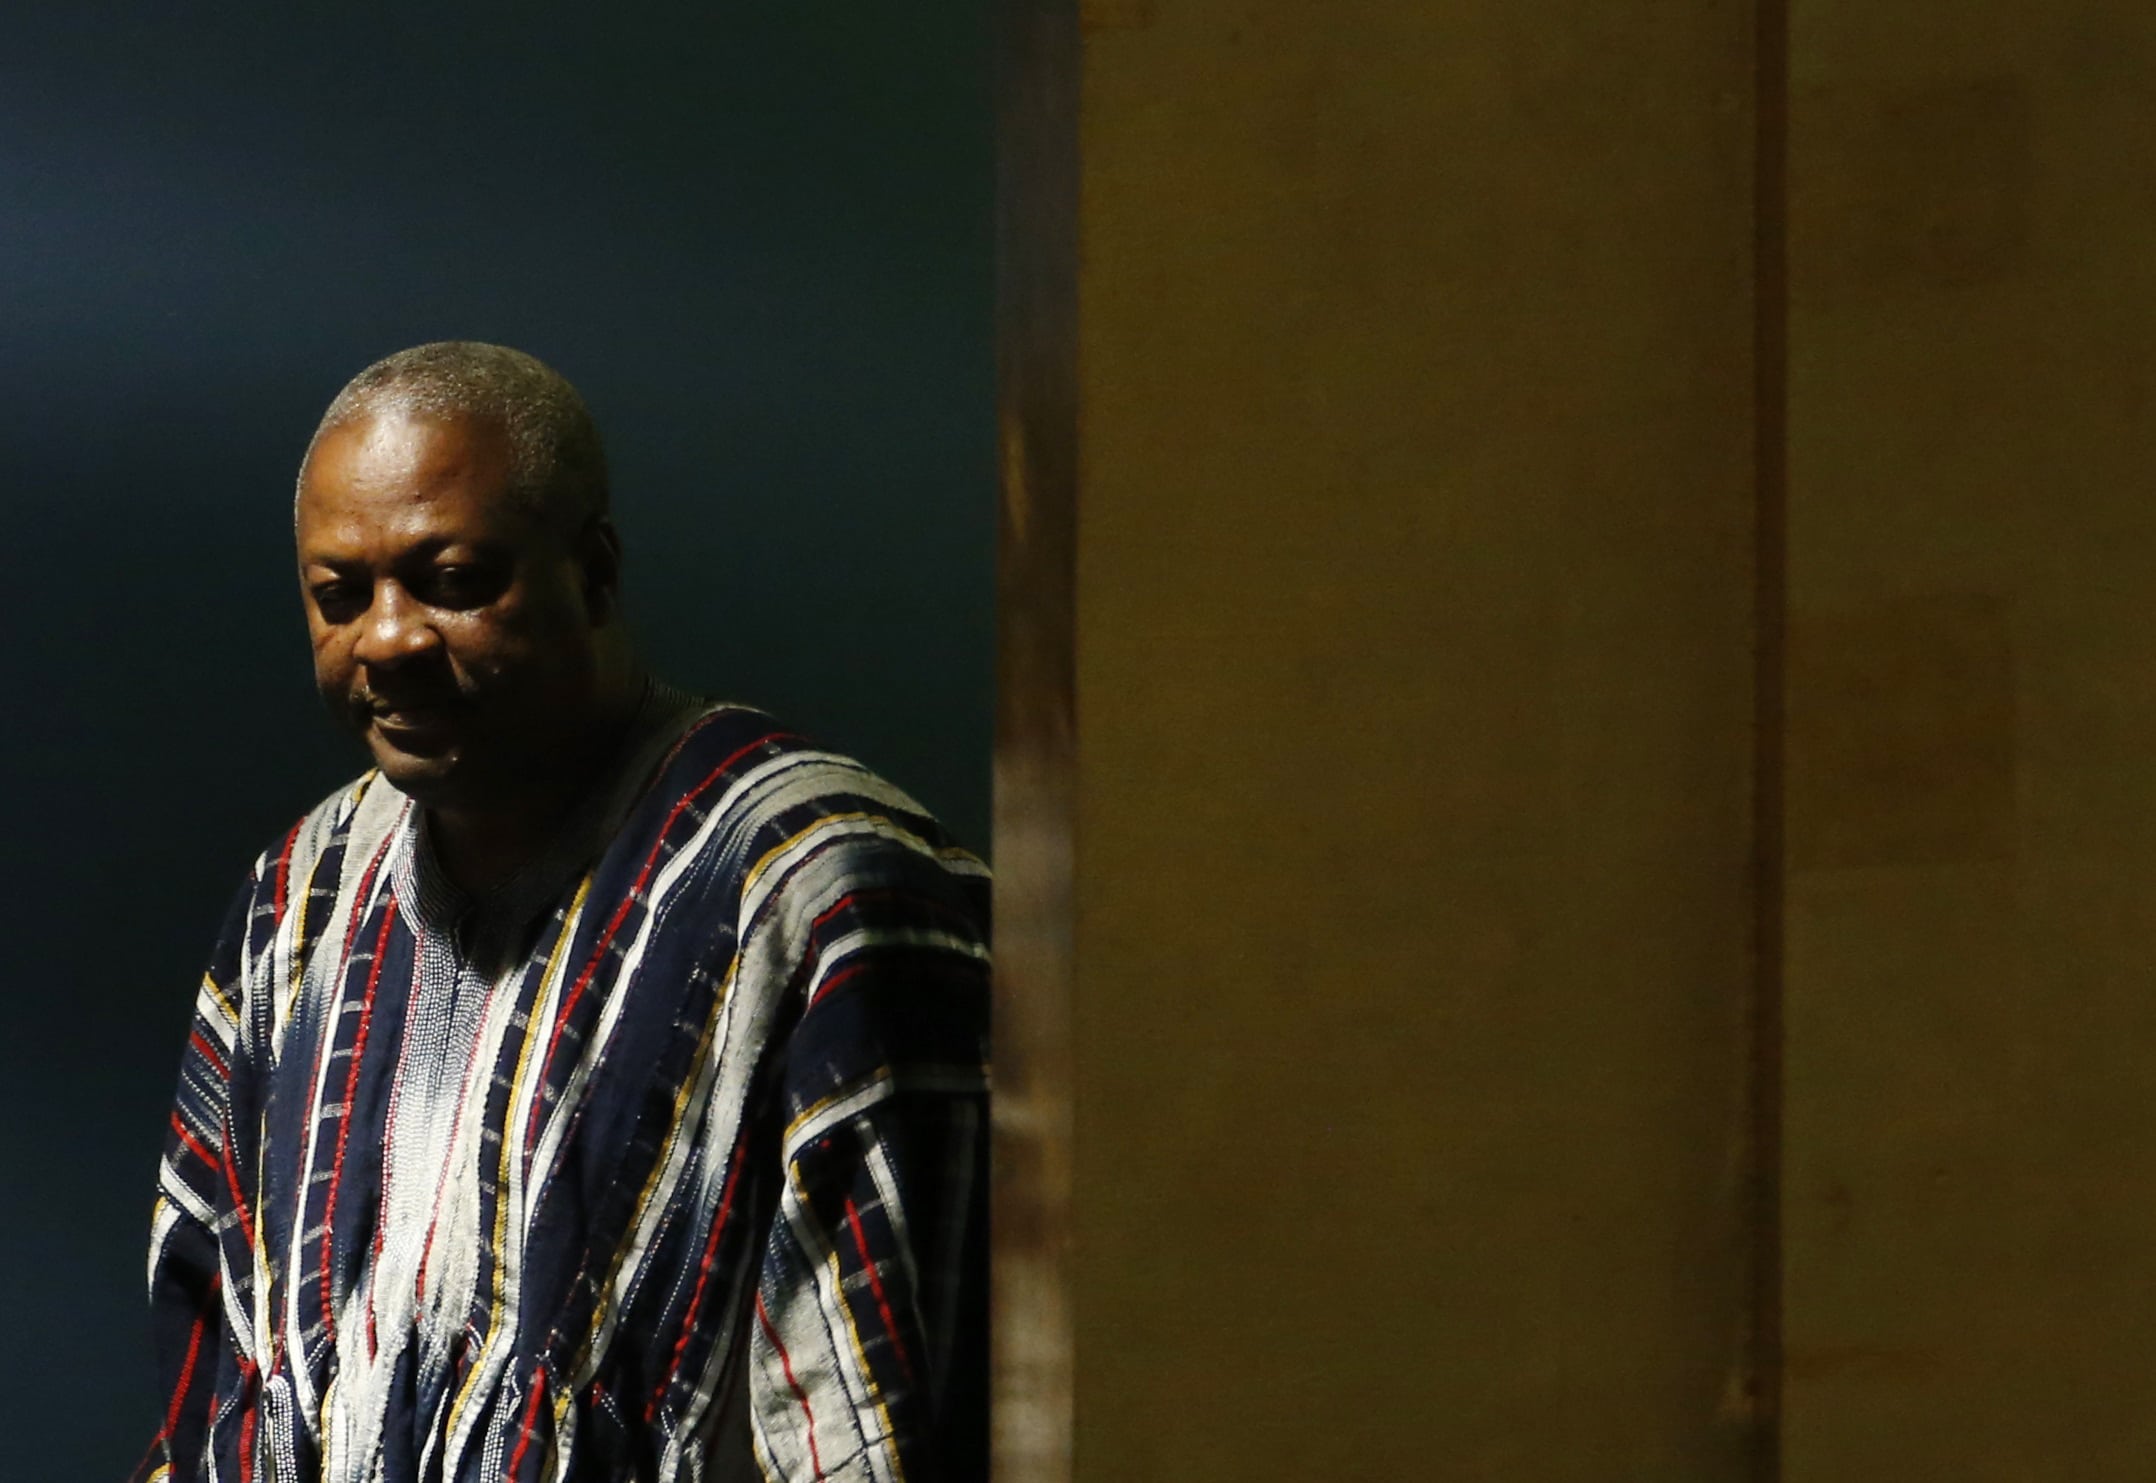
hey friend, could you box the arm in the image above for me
[745,836,992,1483]
[137,872,264,1483]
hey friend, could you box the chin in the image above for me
[367,739,465,803]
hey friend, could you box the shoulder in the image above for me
[643,701,989,902]
[653,705,963,843]
[242,768,410,911]
[194,769,408,997]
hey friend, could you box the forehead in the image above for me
[296,412,531,557]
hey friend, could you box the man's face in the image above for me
[294,411,605,808]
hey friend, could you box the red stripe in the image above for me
[370,1053,408,1361]
[189,1029,229,1082]
[844,1196,917,1386]
[647,1130,750,1422]
[235,1358,258,1483]
[755,1291,828,1482]
[128,1437,165,1483]
[319,900,399,1343]
[169,1113,217,1172]
[806,961,871,1013]
[806,886,886,938]
[161,1271,220,1441]
[799,883,968,1012]
[413,1015,495,1309]
[526,731,785,1151]
[652,708,724,775]
[502,1364,549,1481]
[808,885,962,940]
[339,831,398,958]
[287,827,398,1326]
[272,818,302,920]
[220,1116,256,1253]
[794,887,879,1000]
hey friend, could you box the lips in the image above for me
[374,706,454,728]
[365,698,467,749]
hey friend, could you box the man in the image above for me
[136,343,991,1483]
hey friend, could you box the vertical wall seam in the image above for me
[1751,0,1791,1474]
[990,2,1080,1482]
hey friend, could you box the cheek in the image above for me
[309,632,352,689]
[446,596,566,670]
[432,618,527,690]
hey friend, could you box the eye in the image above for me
[418,561,507,609]
[310,580,367,623]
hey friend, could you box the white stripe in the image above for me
[195,984,239,1053]
[440,888,593,1482]
[576,958,739,1386]
[805,925,990,1008]
[280,808,402,1435]
[157,1160,220,1232]
[666,1221,761,1468]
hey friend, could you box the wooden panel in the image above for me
[1784,7,2156,1475]
[991,2,1079,1481]
[1066,3,1763,1478]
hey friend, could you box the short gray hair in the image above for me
[301,341,608,531]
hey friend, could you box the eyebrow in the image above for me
[300,537,502,570]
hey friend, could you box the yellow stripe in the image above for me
[282,845,320,1025]
[793,1159,907,1483]
[443,873,593,1445]
[782,1067,894,1150]
[199,973,238,1026]
[316,1373,337,1461]
[738,811,888,901]
[570,808,934,1389]
[567,951,741,1384]
[551,1381,575,1468]
[745,808,980,903]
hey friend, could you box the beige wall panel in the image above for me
[1787,7,2156,1474]
[1068,3,1759,1476]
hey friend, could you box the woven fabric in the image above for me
[137,702,992,1483]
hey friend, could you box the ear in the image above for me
[573,515,624,625]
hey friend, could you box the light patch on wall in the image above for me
[1788,593,2017,870]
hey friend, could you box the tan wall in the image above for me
[1783,7,2156,1476]
[997,2,2156,1479]
[1060,2,1763,1477]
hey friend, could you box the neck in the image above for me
[428,661,648,896]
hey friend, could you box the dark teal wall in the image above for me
[0,9,991,1472]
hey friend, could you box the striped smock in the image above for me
[137,697,991,1483]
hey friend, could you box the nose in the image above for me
[351,581,442,669]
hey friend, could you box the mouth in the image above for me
[364,700,466,749]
